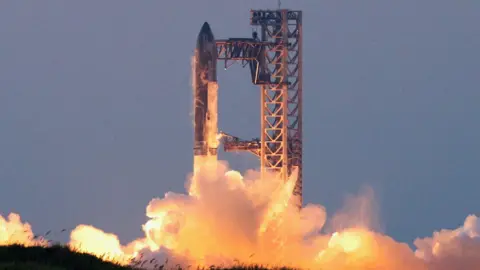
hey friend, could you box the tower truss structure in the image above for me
[215,9,303,208]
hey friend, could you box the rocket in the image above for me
[193,22,218,164]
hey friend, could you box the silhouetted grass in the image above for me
[0,244,131,270]
[0,262,66,270]
[0,244,298,270]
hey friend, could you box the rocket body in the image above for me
[193,22,218,164]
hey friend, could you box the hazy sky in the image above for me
[0,0,479,246]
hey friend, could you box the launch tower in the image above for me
[215,9,303,208]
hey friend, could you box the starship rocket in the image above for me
[193,22,218,166]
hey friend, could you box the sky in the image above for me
[0,0,479,247]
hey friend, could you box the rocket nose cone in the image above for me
[200,22,212,34]
[197,22,214,43]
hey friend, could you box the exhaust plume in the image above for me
[1,161,479,269]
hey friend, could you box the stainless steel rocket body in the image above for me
[193,22,218,158]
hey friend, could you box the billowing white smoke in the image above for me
[1,160,479,270]
[142,160,300,266]
[414,214,480,270]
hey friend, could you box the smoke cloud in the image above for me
[1,160,479,269]
[0,213,46,247]
[414,214,480,270]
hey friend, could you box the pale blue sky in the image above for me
[0,0,479,246]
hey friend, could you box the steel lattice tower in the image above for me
[215,9,303,208]
[251,10,303,207]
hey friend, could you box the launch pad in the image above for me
[194,9,303,207]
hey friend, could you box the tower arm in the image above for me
[215,39,271,85]
[218,131,261,157]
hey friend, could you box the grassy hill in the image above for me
[0,245,295,270]
[0,244,130,270]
